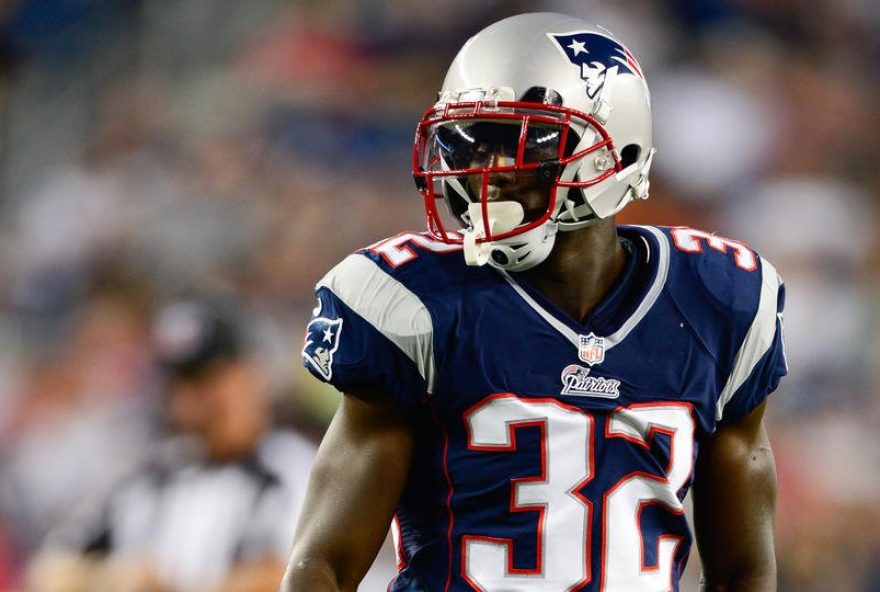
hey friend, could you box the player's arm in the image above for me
[215,557,287,592]
[280,389,414,592]
[692,400,777,591]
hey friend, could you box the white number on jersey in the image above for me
[670,227,757,271]
[464,395,593,591]
[462,394,695,591]
[602,404,695,591]
[368,232,462,267]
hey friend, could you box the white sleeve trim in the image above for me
[318,254,436,393]
[716,257,781,422]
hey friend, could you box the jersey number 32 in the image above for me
[462,394,695,591]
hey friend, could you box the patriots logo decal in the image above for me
[548,31,644,99]
[302,317,343,380]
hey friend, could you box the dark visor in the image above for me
[434,121,565,171]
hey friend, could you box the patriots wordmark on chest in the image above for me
[578,332,606,365]
[560,364,620,398]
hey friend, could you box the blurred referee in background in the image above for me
[25,300,316,592]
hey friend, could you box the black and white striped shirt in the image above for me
[47,429,316,590]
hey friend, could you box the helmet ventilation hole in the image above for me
[620,144,641,169]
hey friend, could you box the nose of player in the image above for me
[464,152,549,223]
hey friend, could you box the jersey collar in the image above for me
[500,225,670,352]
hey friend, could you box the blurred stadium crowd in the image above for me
[0,0,878,590]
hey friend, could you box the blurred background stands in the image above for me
[0,0,878,590]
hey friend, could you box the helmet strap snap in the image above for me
[462,202,525,267]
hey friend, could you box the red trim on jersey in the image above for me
[429,404,456,592]
[391,514,408,572]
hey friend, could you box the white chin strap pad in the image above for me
[462,202,524,266]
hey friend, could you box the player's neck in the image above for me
[517,219,627,324]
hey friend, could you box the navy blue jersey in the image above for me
[302,225,787,592]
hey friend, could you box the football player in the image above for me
[283,12,786,592]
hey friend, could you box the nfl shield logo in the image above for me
[578,333,605,365]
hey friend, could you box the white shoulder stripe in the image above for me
[318,254,436,393]
[716,257,780,422]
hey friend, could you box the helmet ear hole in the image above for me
[620,144,641,169]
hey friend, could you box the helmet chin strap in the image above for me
[463,202,559,271]
[462,202,524,266]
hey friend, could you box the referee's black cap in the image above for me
[152,301,244,377]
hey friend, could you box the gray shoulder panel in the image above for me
[318,254,436,393]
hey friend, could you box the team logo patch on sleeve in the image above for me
[302,317,343,380]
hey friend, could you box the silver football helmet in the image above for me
[413,13,654,271]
